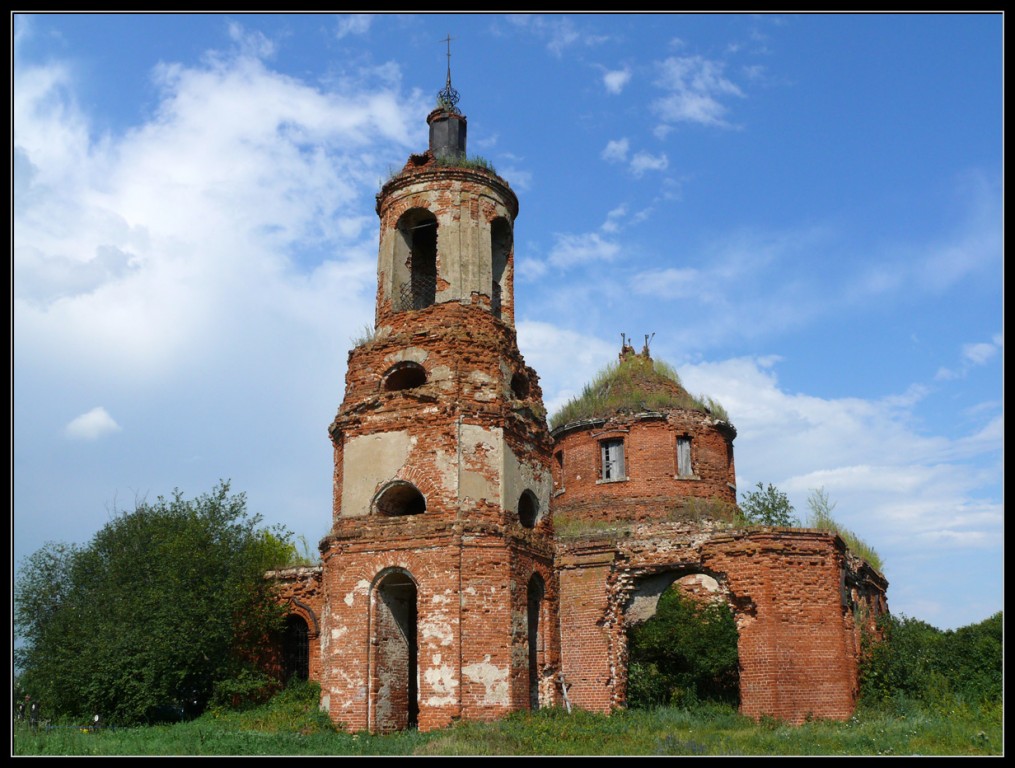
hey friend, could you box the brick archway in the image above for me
[369,568,419,732]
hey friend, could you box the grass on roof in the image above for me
[549,356,730,431]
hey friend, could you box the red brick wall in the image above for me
[317,525,559,732]
[552,413,737,526]
[554,525,887,725]
[270,566,324,685]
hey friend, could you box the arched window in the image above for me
[383,361,427,392]
[395,209,438,311]
[491,217,512,319]
[518,489,540,529]
[282,614,310,682]
[374,481,426,517]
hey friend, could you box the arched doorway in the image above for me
[371,569,419,732]
[282,614,310,682]
[624,572,739,709]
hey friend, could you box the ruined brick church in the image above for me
[271,74,888,733]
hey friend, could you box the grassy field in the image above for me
[12,687,1003,756]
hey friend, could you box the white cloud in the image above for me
[517,322,616,416]
[14,44,422,382]
[603,67,631,94]
[962,341,997,365]
[601,204,628,234]
[65,406,121,440]
[601,138,629,163]
[629,151,669,176]
[630,267,702,299]
[547,232,619,270]
[227,21,276,59]
[507,15,608,57]
[677,357,1001,548]
[335,14,373,39]
[652,55,744,128]
[935,335,1002,381]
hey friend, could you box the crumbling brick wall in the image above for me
[268,566,324,684]
[554,523,888,724]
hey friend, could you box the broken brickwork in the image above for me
[555,523,887,724]
[269,94,889,733]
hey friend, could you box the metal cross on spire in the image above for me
[437,33,461,113]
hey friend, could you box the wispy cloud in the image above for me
[65,406,121,440]
[936,335,1003,380]
[548,232,619,269]
[629,151,668,176]
[508,15,609,57]
[601,138,629,163]
[335,14,373,39]
[652,55,744,129]
[603,67,631,94]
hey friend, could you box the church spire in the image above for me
[436,33,461,114]
[428,33,466,160]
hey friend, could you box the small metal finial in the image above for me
[437,33,461,113]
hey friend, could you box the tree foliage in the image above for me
[860,611,1003,708]
[737,482,798,527]
[626,587,740,709]
[14,481,293,725]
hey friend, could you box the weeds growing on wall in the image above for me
[549,357,729,431]
[805,488,882,572]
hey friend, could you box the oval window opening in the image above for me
[384,362,427,392]
[518,490,539,529]
[375,482,426,517]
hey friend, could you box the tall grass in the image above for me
[806,488,883,571]
[14,699,1001,756]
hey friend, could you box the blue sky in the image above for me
[13,13,1002,631]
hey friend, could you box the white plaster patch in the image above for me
[423,664,459,706]
[331,625,349,640]
[462,656,509,706]
[430,364,454,387]
[341,432,412,517]
[384,347,429,366]
[420,614,455,646]
[433,449,459,492]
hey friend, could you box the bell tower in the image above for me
[319,56,558,733]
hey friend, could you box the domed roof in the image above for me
[549,342,729,432]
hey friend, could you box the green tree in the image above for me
[738,482,798,527]
[626,587,740,709]
[860,611,1003,708]
[14,481,293,725]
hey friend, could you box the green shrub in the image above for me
[737,482,798,527]
[627,587,739,709]
[14,481,290,726]
[859,612,1003,710]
